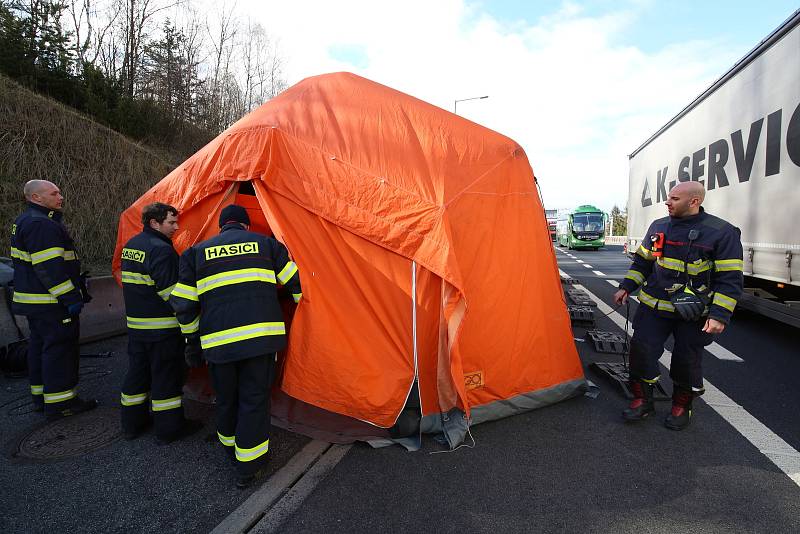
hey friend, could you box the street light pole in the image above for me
[454,95,488,114]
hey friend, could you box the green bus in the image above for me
[556,205,607,250]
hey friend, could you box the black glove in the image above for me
[184,340,204,368]
[670,287,705,322]
[78,271,92,303]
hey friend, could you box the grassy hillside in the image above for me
[0,74,183,275]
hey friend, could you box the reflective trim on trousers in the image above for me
[151,395,182,412]
[235,438,270,462]
[218,432,235,447]
[31,384,44,395]
[44,388,77,404]
[121,392,149,406]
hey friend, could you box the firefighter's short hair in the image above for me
[141,202,178,226]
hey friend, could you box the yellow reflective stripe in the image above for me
[152,395,182,412]
[657,256,685,272]
[44,388,76,403]
[636,245,654,260]
[687,260,713,276]
[712,292,737,312]
[235,438,270,462]
[218,432,235,447]
[292,292,303,303]
[624,270,645,285]
[31,247,65,265]
[11,247,32,262]
[277,261,298,284]
[49,279,75,297]
[639,290,676,312]
[121,392,149,406]
[121,271,155,286]
[126,316,180,329]
[200,322,286,349]
[157,284,176,301]
[714,259,744,272]
[31,384,44,395]
[64,250,76,261]
[12,291,58,304]
[196,268,276,295]
[171,283,198,301]
[180,316,200,335]
[642,377,659,384]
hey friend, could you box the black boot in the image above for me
[622,380,655,421]
[46,397,98,421]
[155,418,204,445]
[664,387,694,430]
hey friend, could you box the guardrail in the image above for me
[1,275,126,346]
[604,236,627,245]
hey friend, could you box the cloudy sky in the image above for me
[228,0,797,213]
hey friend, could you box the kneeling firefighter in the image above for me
[613,181,743,430]
[170,205,302,488]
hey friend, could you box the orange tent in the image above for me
[113,72,585,448]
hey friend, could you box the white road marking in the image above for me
[705,342,745,362]
[592,270,605,276]
[212,441,352,534]
[575,259,584,263]
[558,270,798,487]
[582,264,593,269]
[606,280,619,287]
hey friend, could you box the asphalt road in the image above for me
[274,244,800,533]
[2,244,799,533]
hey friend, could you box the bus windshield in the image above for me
[572,213,604,232]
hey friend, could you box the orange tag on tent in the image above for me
[464,371,484,390]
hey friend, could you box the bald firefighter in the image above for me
[10,180,96,419]
[614,181,744,430]
[170,205,302,488]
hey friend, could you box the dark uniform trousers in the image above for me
[210,353,275,477]
[121,333,185,438]
[27,312,80,413]
[629,305,714,391]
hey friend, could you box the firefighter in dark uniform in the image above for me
[170,204,302,488]
[10,180,97,419]
[119,202,202,443]
[614,181,743,430]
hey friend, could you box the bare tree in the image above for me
[64,0,119,69]
[114,0,183,97]
[204,0,239,130]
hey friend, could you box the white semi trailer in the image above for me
[627,10,800,327]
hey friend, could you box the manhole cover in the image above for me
[16,407,120,461]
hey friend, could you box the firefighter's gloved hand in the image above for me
[184,340,204,368]
[78,271,93,303]
[66,302,83,316]
[671,288,705,322]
